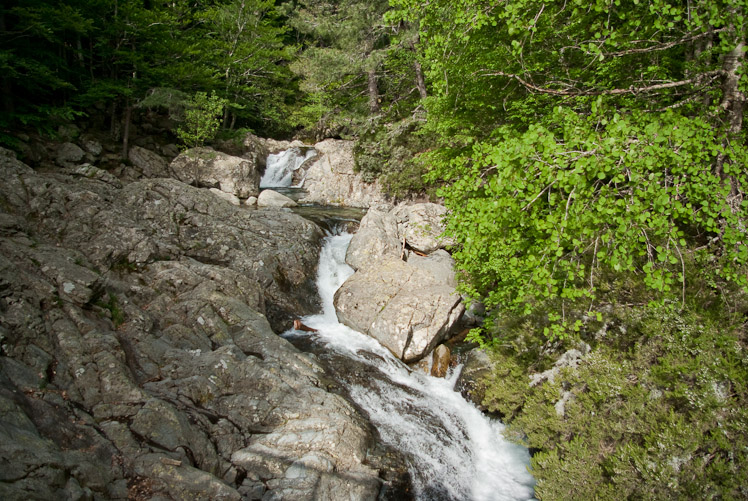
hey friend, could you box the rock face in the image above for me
[0,147,388,500]
[298,139,387,208]
[334,203,464,363]
[170,147,261,199]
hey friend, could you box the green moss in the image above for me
[481,303,748,499]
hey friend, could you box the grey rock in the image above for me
[407,249,457,287]
[345,206,400,271]
[334,256,464,362]
[60,163,122,188]
[210,188,241,206]
[81,138,103,156]
[128,145,170,178]
[298,139,387,208]
[56,142,85,167]
[171,147,261,198]
[0,146,384,500]
[393,203,452,254]
[257,189,297,208]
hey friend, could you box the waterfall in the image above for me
[284,232,536,501]
[260,147,317,188]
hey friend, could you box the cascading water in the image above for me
[284,232,536,501]
[260,147,317,188]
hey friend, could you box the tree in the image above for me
[176,91,228,148]
[390,0,748,337]
[284,0,391,134]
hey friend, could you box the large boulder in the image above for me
[344,205,400,270]
[257,189,297,208]
[55,142,85,167]
[0,146,388,500]
[334,256,464,363]
[337,201,463,362]
[170,147,261,199]
[298,139,388,207]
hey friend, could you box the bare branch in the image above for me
[479,69,725,97]
[604,28,727,57]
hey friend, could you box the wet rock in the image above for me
[170,147,260,198]
[430,344,451,378]
[257,189,297,208]
[334,256,464,363]
[455,349,493,408]
[128,145,170,178]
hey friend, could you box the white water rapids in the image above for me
[284,232,536,500]
[260,147,317,188]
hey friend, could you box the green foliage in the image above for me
[353,116,436,197]
[481,303,748,499]
[176,92,229,148]
[434,108,748,337]
[390,0,748,337]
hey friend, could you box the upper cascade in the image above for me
[259,147,317,188]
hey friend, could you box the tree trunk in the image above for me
[716,12,745,203]
[409,36,427,99]
[368,67,380,113]
[414,59,428,99]
[122,103,132,159]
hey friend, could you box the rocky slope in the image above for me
[0,147,395,500]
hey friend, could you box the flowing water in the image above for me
[283,231,536,500]
[260,147,317,188]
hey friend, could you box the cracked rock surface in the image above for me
[0,147,386,500]
[334,204,464,363]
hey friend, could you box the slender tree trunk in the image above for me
[368,67,380,113]
[414,59,428,99]
[716,11,745,203]
[110,100,119,139]
[122,103,132,159]
[409,36,427,99]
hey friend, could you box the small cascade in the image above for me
[260,147,317,188]
[284,232,536,501]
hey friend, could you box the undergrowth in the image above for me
[480,301,748,499]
